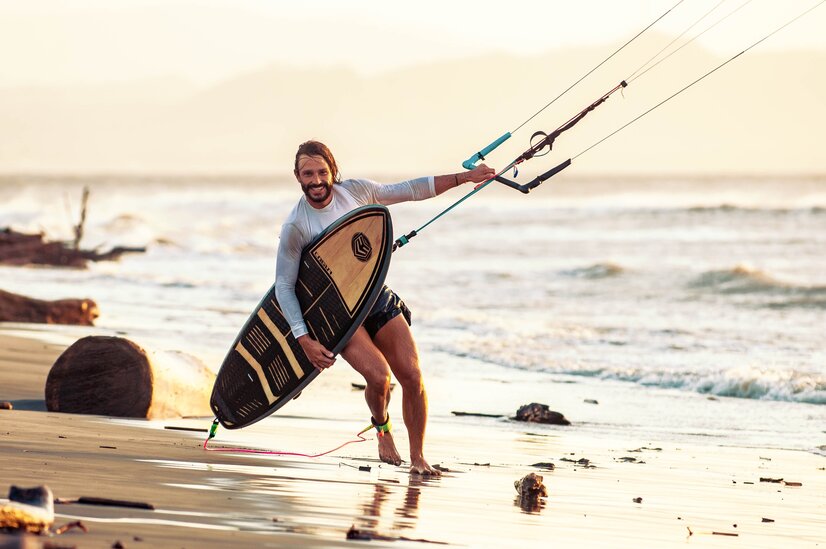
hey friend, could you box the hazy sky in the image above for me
[2,0,825,88]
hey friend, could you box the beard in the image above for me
[302,181,333,204]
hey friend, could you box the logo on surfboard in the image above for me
[351,233,372,262]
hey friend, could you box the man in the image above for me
[275,140,495,475]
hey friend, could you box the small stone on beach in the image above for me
[0,484,54,534]
[514,473,548,498]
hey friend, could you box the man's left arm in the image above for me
[364,164,496,205]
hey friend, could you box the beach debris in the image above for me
[358,466,372,472]
[0,227,145,269]
[560,457,593,468]
[514,403,570,425]
[451,411,505,418]
[0,289,98,326]
[0,402,12,410]
[687,526,739,538]
[72,186,90,251]
[584,399,599,404]
[782,480,802,487]
[351,382,395,391]
[632,497,643,504]
[346,525,447,544]
[163,426,209,433]
[56,497,154,511]
[514,472,548,499]
[0,485,54,534]
[762,517,775,523]
[112,541,125,548]
[628,446,662,452]
[53,520,88,535]
[759,477,783,483]
[45,336,214,419]
[531,462,555,470]
[432,464,450,473]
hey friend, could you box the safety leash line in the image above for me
[202,418,375,459]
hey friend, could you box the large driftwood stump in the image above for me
[0,289,98,325]
[45,336,215,419]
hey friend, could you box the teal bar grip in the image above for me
[462,132,511,170]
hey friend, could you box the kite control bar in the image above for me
[493,158,572,194]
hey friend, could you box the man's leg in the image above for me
[341,326,402,466]
[373,316,440,475]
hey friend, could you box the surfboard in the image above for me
[210,204,393,429]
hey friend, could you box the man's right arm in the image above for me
[274,223,335,370]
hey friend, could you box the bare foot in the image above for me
[377,432,402,466]
[409,457,441,476]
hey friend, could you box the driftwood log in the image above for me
[0,289,98,325]
[0,227,144,268]
[45,336,215,419]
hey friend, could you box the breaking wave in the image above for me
[688,265,826,302]
[563,262,625,279]
[435,341,826,405]
[575,365,826,405]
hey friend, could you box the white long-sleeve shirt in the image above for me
[275,176,435,338]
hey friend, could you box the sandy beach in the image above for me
[1,328,824,549]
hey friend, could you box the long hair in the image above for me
[294,140,340,183]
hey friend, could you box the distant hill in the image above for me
[1,35,824,176]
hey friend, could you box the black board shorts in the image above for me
[363,286,412,338]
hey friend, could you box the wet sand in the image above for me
[1,329,824,548]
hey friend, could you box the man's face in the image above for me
[295,154,333,206]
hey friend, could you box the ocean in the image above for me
[2,174,824,454]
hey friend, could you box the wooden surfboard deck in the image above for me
[210,205,393,429]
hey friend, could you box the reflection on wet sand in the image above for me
[356,476,432,533]
[514,494,547,514]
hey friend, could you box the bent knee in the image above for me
[393,364,423,390]
[365,369,392,391]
